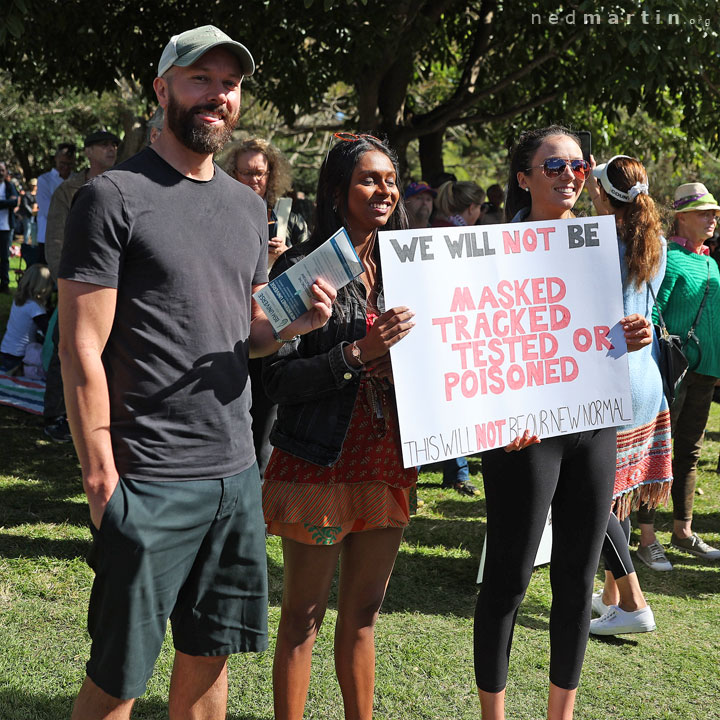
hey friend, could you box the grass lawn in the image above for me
[1,264,719,719]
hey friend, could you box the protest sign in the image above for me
[378,216,632,468]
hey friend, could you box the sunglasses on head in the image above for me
[526,157,590,180]
[324,132,384,169]
[333,132,381,143]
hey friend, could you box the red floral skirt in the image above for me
[263,377,417,545]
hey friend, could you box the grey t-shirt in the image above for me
[60,147,269,481]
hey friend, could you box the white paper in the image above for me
[378,216,632,468]
[254,227,363,332]
[274,197,292,243]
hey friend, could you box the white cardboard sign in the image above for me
[378,216,632,468]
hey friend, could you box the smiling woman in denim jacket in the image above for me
[261,134,415,720]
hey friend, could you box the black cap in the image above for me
[84,130,121,148]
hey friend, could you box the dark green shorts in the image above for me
[85,464,268,699]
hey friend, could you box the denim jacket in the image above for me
[263,243,371,466]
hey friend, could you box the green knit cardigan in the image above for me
[652,241,720,378]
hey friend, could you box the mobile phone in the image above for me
[578,131,592,162]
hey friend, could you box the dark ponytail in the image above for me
[505,125,580,221]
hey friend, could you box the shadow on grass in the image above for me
[430,496,487,518]
[0,533,90,560]
[0,481,87,529]
[688,510,720,535]
[697,456,719,473]
[588,634,639,647]
[267,548,480,618]
[0,688,269,720]
[0,689,75,720]
[0,408,79,479]
[404,513,484,547]
[0,406,87,535]
[511,595,551,632]
[637,557,720,598]
[628,510,720,598]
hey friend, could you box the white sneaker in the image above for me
[636,541,673,571]
[590,605,656,635]
[591,592,609,616]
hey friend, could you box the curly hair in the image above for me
[225,138,293,208]
[603,157,663,288]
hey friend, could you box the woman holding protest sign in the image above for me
[473,126,652,720]
[261,133,415,720]
[582,155,671,636]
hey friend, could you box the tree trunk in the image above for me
[117,108,146,162]
[418,129,445,182]
[386,130,411,181]
[115,78,148,162]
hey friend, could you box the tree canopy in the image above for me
[1,0,719,178]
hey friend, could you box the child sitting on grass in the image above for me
[0,264,53,376]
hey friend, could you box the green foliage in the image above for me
[0,0,30,44]
[0,71,136,181]
[1,1,719,179]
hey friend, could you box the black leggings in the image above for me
[474,429,615,692]
[601,512,634,580]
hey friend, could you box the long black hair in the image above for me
[307,134,408,252]
[505,125,581,221]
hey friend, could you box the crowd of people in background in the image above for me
[1,23,719,720]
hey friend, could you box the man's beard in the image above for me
[166,94,239,154]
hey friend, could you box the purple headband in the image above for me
[673,192,707,209]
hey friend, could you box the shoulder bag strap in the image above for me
[687,259,711,335]
[682,259,711,367]
[648,283,669,337]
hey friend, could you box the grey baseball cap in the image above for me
[158,25,255,77]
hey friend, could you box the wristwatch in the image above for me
[272,327,300,344]
[350,341,365,366]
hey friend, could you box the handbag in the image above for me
[649,260,710,405]
[651,308,688,406]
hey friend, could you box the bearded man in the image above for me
[58,26,335,720]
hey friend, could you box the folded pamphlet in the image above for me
[253,227,363,332]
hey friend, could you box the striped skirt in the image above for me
[612,408,672,520]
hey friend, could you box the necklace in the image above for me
[355,232,378,300]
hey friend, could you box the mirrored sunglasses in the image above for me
[526,157,590,180]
